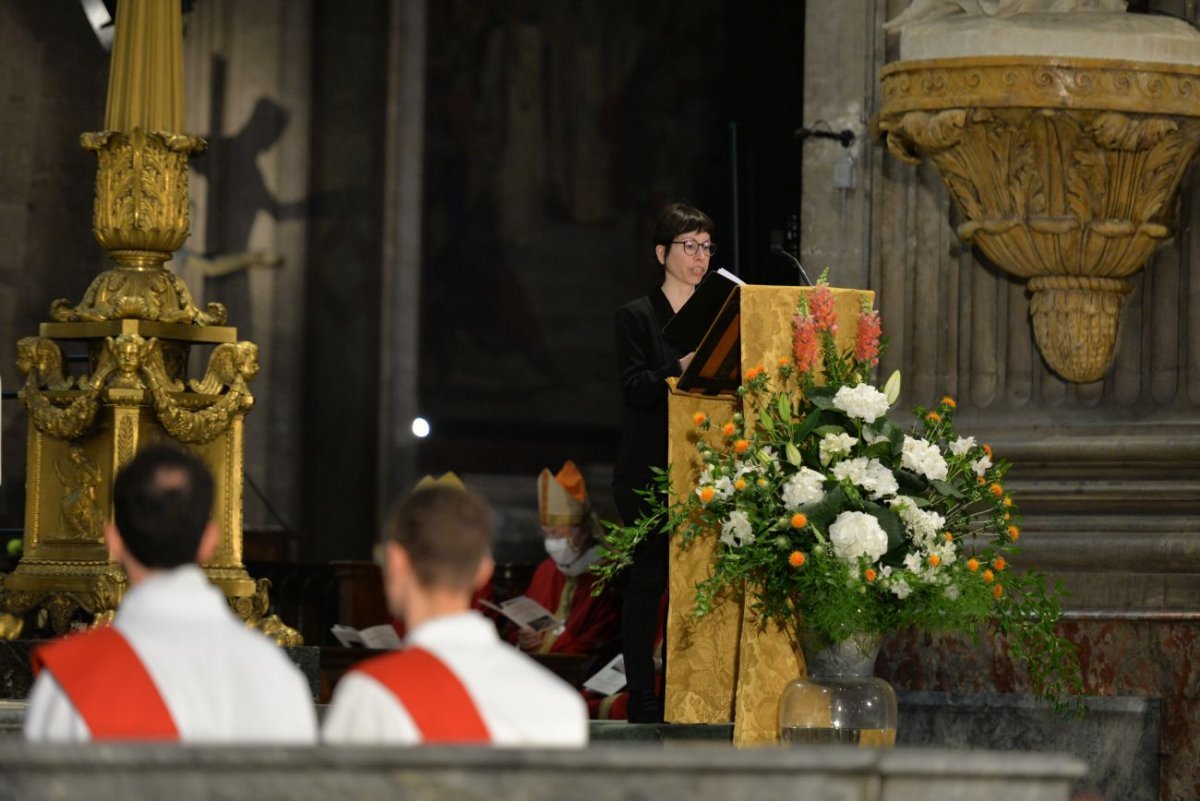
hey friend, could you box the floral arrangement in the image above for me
[596,281,1082,709]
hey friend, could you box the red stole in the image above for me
[353,646,490,743]
[32,627,179,740]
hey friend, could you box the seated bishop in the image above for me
[24,445,317,743]
[322,479,588,746]
[511,461,620,656]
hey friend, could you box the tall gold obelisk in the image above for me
[0,0,299,644]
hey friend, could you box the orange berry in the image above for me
[790,513,808,529]
[966,558,980,572]
[734,439,750,454]
[989,483,1004,498]
[722,422,736,437]
[993,557,1007,571]
[788,551,807,568]
[864,568,878,583]
[928,553,941,568]
[1007,525,1020,541]
[941,395,957,409]
[699,487,715,504]
[983,569,995,583]
[693,412,707,426]
[993,584,1004,600]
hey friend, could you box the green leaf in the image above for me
[862,501,906,554]
[799,484,846,530]
[895,468,928,496]
[930,479,963,499]
[812,424,846,438]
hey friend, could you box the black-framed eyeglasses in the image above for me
[672,239,716,257]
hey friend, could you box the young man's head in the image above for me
[381,484,494,623]
[106,444,219,582]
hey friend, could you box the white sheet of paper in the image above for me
[358,624,403,650]
[480,595,563,633]
[330,624,365,648]
[716,266,746,285]
[583,653,627,695]
[330,623,403,650]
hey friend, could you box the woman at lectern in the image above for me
[612,202,714,722]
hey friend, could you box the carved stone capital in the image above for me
[880,57,1200,382]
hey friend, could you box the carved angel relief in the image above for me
[54,446,103,542]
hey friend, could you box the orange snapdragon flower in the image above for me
[993,557,1007,571]
[788,551,807,568]
[734,478,747,491]
[1007,525,1020,541]
[864,568,878,583]
[790,513,808,529]
[692,412,707,426]
[983,569,995,584]
[993,584,1004,600]
[734,439,750,454]
[721,422,736,437]
[989,483,1004,498]
[926,411,942,423]
[966,558,980,572]
[699,486,715,504]
[928,554,941,568]
[941,396,957,409]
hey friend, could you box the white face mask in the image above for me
[544,537,592,577]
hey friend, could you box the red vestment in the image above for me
[517,559,621,656]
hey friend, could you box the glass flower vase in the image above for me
[778,631,897,747]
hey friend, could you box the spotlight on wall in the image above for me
[79,0,115,51]
[411,417,431,439]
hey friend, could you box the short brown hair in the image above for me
[385,485,492,590]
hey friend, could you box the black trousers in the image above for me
[614,480,669,717]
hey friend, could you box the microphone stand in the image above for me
[770,245,815,287]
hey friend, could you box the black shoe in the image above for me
[627,689,663,724]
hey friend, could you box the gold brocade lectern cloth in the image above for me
[664,285,874,746]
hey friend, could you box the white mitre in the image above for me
[885,0,1200,66]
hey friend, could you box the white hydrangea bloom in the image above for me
[889,496,945,549]
[971,454,993,476]
[948,435,976,457]
[781,467,826,509]
[831,457,899,500]
[819,432,859,466]
[719,510,754,548]
[831,383,891,423]
[902,436,949,482]
[828,511,889,563]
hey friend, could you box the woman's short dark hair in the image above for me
[653,202,715,254]
[113,444,215,569]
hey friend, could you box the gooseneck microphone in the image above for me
[770,245,815,287]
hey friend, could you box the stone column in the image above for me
[377,0,427,525]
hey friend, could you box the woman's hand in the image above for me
[679,352,696,372]
[517,628,545,651]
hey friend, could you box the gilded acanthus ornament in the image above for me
[50,128,227,326]
[880,58,1200,382]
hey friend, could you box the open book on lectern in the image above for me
[663,268,746,395]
